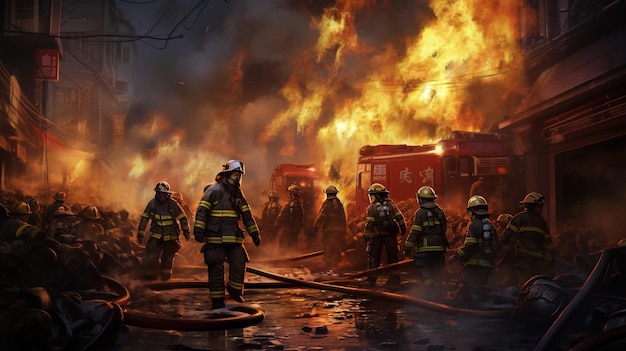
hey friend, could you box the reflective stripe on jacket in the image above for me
[193,181,259,244]
[138,197,189,241]
[405,204,447,253]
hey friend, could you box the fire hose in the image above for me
[533,248,614,351]
[103,276,264,331]
[245,265,511,318]
[141,261,510,318]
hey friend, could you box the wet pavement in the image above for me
[112,260,540,351]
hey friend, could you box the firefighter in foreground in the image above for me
[193,160,261,309]
[403,186,448,298]
[313,185,347,270]
[500,191,554,287]
[136,181,190,281]
[275,184,304,251]
[363,183,407,286]
[449,195,498,304]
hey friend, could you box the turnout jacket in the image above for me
[138,197,190,241]
[454,216,497,268]
[194,181,259,244]
[405,202,448,253]
[313,197,347,233]
[275,198,304,233]
[501,210,553,260]
[363,198,406,240]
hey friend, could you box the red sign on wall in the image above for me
[35,49,60,81]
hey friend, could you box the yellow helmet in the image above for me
[416,186,437,199]
[324,185,339,194]
[12,201,32,215]
[367,183,389,195]
[81,205,101,220]
[467,195,488,209]
[53,191,67,201]
[288,184,301,193]
[496,213,513,225]
[520,192,545,205]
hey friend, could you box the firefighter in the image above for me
[26,197,43,228]
[500,192,554,287]
[403,186,448,297]
[11,201,32,223]
[74,205,106,241]
[45,191,67,225]
[49,205,80,243]
[363,183,407,287]
[193,160,261,309]
[494,213,513,236]
[313,185,347,270]
[275,184,304,251]
[136,181,191,281]
[449,195,498,304]
[0,203,45,243]
[260,190,281,245]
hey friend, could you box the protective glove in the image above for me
[251,234,261,247]
[183,231,190,241]
[194,233,204,243]
[136,233,143,243]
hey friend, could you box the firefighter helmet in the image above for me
[53,191,67,201]
[514,277,568,328]
[467,195,489,216]
[154,181,172,193]
[12,201,32,215]
[288,184,301,193]
[520,192,545,205]
[81,205,101,220]
[368,183,389,195]
[496,213,513,225]
[324,185,339,194]
[467,195,488,209]
[416,186,437,199]
[220,160,245,174]
[268,190,279,198]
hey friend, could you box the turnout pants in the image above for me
[203,243,249,302]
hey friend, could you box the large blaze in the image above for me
[32,0,528,214]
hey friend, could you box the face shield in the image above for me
[227,170,243,187]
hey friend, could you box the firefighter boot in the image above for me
[211,299,225,309]
[227,286,245,303]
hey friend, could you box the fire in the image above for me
[39,1,527,214]
[260,0,526,196]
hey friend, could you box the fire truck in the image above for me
[354,131,524,216]
[270,163,320,203]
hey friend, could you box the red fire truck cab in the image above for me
[354,131,524,216]
[270,163,320,203]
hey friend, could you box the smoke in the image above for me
[80,0,528,214]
